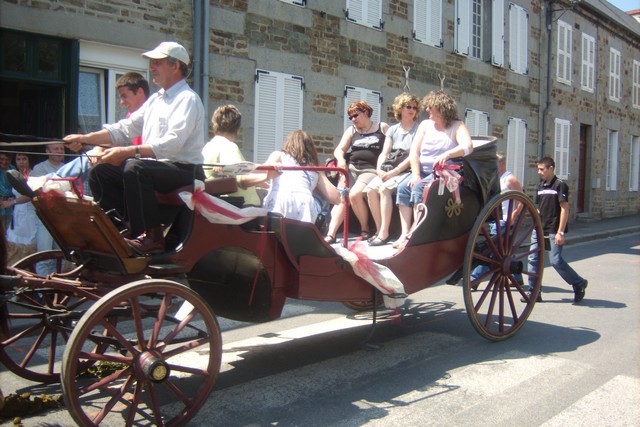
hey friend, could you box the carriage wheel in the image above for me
[462,190,544,341]
[0,250,97,383]
[62,279,222,427]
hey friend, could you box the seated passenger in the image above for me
[202,104,262,206]
[365,92,422,246]
[394,90,473,248]
[324,100,389,243]
[258,130,340,223]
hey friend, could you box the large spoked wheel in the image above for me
[463,190,544,341]
[61,279,222,427]
[0,250,97,383]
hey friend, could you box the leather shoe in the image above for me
[369,236,390,246]
[520,291,543,303]
[124,227,165,254]
[573,280,588,303]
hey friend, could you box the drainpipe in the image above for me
[193,0,210,133]
[540,0,554,160]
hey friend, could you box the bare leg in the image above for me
[393,204,413,247]
[366,187,381,236]
[325,202,345,241]
[376,187,393,240]
[350,190,370,234]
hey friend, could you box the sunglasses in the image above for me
[348,112,361,120]
[404,105,418,110]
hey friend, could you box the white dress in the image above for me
[6,187,37,265]
[263,152,320,223]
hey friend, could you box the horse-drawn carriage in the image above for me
[0,137,544,426]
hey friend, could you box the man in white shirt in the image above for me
[64,42,205,254]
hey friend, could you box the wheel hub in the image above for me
[137,352,170,382]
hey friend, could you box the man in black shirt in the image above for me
[526,156,588,303]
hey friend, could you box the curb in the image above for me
[566,226,640,245]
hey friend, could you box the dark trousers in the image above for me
[89,159,203,235]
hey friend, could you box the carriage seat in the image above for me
[155,176,238,206]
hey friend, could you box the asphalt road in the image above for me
[2,232,639,426]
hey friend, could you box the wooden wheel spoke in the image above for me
[1,320,44,346]
[149,293,172,348]
[130,296,147,351]
[78,365,133,396]
[147,382,166,427]
[161,310,196,348]
[89,373,136,425]
[125,382,146,427]
[164,377,194,406]
[20,325,49,368]
[102,319,139,355]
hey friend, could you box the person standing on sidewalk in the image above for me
[526,156,588,303]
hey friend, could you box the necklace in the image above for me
[357,121,374,134]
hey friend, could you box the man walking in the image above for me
[527,156,588,303]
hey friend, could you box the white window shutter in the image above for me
[507,117,526,183]
[465,108,489,136]
[554,118,570,179]
[455,0,471,56]
[254,70,303,163]
[509,3,528,75]
[491,0,505,67]
[415,0,443,48]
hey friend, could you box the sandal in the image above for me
[324,235,337,244]
[369,236,390,246]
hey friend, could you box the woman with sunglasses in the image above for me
[324,101,389,244]
[365,92,422,246]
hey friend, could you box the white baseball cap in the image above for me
[143,41,190,66]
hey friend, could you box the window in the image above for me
[413,0,443,48]
[78,41,149,130]
[346,0,383,30]
[633,60,640,108]
[464,108,489,136]
[581,33,595,93]
[556,21,572,85]
[254,69,304,163]
[455,0,476,57]
[606,130,618,191]
[506,117,526,184]
[491,0,505,67]
[344,86,382,131]
[508,3,528,75]
[609,48,621,102]
[78,68,106,134]
[631,136,640,191]
[554,118,570,179]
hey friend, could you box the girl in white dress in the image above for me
[261,130,340,223]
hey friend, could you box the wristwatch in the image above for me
[558,231,564,236]
[135,146,141,159]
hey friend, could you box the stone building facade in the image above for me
[1,0,639,221]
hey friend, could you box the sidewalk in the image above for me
[565,214,640,245]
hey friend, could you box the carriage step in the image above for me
[146,263,184,271]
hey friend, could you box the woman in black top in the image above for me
[325,100,389,243]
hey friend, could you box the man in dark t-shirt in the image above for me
[526,156,588,303]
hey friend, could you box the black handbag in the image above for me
[380,148,408,172]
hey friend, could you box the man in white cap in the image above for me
[64,41,205,254]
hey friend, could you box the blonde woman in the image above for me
[365,92,422,246]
